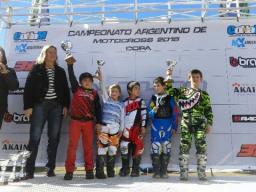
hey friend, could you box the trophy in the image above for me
[165,60,177,82]
[95,59,105,78]
[0,159,10,185]
[8,153,22,182]
[61,40,76,63]
[18,151,31,180]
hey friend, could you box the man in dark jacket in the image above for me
[0,46,19,129]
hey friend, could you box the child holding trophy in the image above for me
[165,61,213,181]
[63,42,102,180]
[94,64,125,179]
[148,76,177,179]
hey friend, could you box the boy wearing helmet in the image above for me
[119,81,147,177]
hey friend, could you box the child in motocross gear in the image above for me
[119,81,147,177]
[148,77,177,179]
[95,68,125,179]
[166,68,213,181]
[64,57,102,180]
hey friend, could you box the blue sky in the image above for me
[0,0,252,47]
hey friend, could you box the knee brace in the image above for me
[196,137,207,155]
[197,154,207,167]
[151,142,161,155]
[120,141,129,155]
[98,147,108,155]
[179,154,189,169]
[162,141,172,155]
[108,145,118,156]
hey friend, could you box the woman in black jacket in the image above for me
[0,46,19,129]
[23,45,70,179]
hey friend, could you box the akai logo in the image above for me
[232,83,256,94]
[1,140,28,151]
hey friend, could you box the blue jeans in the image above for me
[25,100,63,175]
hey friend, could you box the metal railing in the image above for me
[0,0,255,28]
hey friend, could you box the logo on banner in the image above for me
[231,38,245,48]
[232,83,256,94]
[9,88,24,95]
[13,31,47,42]
[14,61,35,72]
[237,144,256,157]
[231,37,256,48]
[229,56,256,68]
[227,25,256,36]
[15,43,43,53]
[1,140,28,151]
[232,115,256,123]
[4,112,31,124]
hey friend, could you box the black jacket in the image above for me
[0,68,19,111]
[0,68,19,128]
[23,64,70,110]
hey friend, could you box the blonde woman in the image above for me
[23,45,70,179]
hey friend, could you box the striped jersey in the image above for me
[45,68,57,100]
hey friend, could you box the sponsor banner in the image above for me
[227,24,256,48]
[232,115,256,123]
[226,48,256,78]
[227,25,256,36]
[9,88,24,95]
[237,144,256,157]
[14,61,35,72]
[1,139,28,152]
[4,112,31,124]
[230,105,256,134]
[3,19,256,168]
[232,134,256,166]
[231,37,256,48]
[229,56,256,68]
[13,31,47,42]
[232,83,256,95]
[15,43,43,54]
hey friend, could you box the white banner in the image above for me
[1,20,256,169]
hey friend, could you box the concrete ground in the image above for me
[1,168,256,192]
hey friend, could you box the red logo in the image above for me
[4,112,13,123]
[237,144,256,157]
[14,61,35,72]
[3,112,30,124]
[229,57,239,67]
